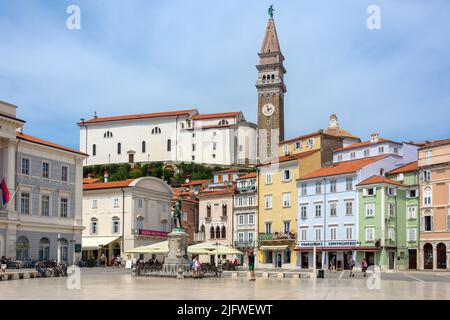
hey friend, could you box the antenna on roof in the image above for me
[93,111,98,119]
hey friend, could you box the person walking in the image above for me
[116,255,122,268]
[348,256,355,277]
[329,257,336,272]
[100,254,107,268]
[247,249,256,281]
[361,258,368,277]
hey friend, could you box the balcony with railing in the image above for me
[236,185,257,193]
[234,241,255,248]
[258,232,296,242]
[194,232,205,243]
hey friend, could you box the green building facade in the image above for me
[356,162,419,270]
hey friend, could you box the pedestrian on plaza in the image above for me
[348,256,355,277]
[361,258,368,277]
[329,257,336,272]
[193,256,201,278]
[247,249,256,281]
[116,255,122,268]
[100,254,107,268]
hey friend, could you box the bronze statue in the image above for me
[172,198,183,230]
[268,5,274,19]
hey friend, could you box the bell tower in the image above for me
[256,6,286,163]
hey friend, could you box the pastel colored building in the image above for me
[296,137,418,270]
[0,101,87,263]
[418,138,450,270]
[82,177,173,262]
[356,161,419,271]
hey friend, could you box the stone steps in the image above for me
[0,270,39,281]
[223,271,311,279]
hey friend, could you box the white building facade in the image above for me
[79,110,257,167]
[82,177,173,262]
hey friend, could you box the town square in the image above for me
[0,0,449,304]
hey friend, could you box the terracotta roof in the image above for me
[257,150,319,167]
[17,132,88,156]
[419,138,450,150]
[299,155,387,180]
[181,179,210,187]
[83,178,101,184]
[323,127,360,140]
[194,124,232,130]
[191,112,241,120]
[83,179,135,190]
[386,161,418,175]
[82,109,198,124]
[357,175,405,187]
[280,132,322,145]
[335,138,400,152]
[237,172,257,180]
[198,188,235,197]
[214,168,242,174]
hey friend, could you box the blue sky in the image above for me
[0,0,449,149]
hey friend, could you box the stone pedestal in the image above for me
[161,229,190,279]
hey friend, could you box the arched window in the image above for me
[221,226,226,239]
[200,225,205,234]
[210,226,215,239]
[59,238,69,262]
[167,139,171,152]
[92,144,96,156]
[151,127,161,135]
[262,75,266,81]
[206,204,211,218]
[39,237,50,260]
[16,236,29,261]
[218,119,229,126]
[271,74,275,80]
[91,217,98,234]
[117,143,121,155]
[142,141,146,153]
[215,226,221,239]
[222,203,227,217]
[112,216,120,234]
[104,131,113,138]
[136,216,144,230]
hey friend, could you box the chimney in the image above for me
[104,170,109,183]
[370,133,379,143]
[93,111,98,119]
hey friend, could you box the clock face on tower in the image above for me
[262,103,275,116]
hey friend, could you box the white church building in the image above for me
[79,109,257,167]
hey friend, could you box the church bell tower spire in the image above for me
[256,6,286,163]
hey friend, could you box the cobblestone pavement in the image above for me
[0,268,449,300]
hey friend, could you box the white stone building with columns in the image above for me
[0,100,87,263]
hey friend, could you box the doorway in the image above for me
[343,251,353,270]
[328,252,337,270]
[275,252,282,268]
[437,243,447,269]
[315,252,322,269]
[408,249,417,269]
[423,243,433,269]
[301,252,309,269]
[388,251,395,269]
[365,252,375,266]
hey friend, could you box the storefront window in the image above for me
[284,250,291,263]
[265,251,273,264]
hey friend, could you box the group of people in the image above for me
[345,256,369,277]
[97,254,122,268]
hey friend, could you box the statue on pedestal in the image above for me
[171,198,183,230]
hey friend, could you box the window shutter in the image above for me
[420,217,424,232]
[447,215,450,231]
[431,216,434,231]
[363,189,367,196]
[373,187,377,195]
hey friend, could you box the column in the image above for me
[6,224,17,258]
[433,243,437,270]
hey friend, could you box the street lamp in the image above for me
[70,239,76,266]
[57,234,61,264]
[214,241,219,268]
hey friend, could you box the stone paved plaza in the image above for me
[0,268,450,300]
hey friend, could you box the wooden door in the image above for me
[408,249,417,269]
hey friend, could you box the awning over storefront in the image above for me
[295,246,379,252]
[82,236,120,250]
[259,245,289,251]
[125,241,169,254]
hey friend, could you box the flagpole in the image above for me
[4,174,25,211]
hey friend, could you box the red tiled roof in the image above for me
[195,124,232,130]
[82,109,198,124]
[323,127,360,140]
[335,139,400,152]
[299,155,387,180]
[257,150,320,167]
[386,161,418,175]
[17,132,88,156]
[182,179,210,187]
[83,178,101,184]
[418,138,450,150]
[83,179,135,190]
[237,172,257,180]
[214,168,242,174]
[198,188,235,197]
[357,175,405,187]
[280,132,322,145]
[191,112,241,120]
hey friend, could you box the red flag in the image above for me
[1,178,10,206]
